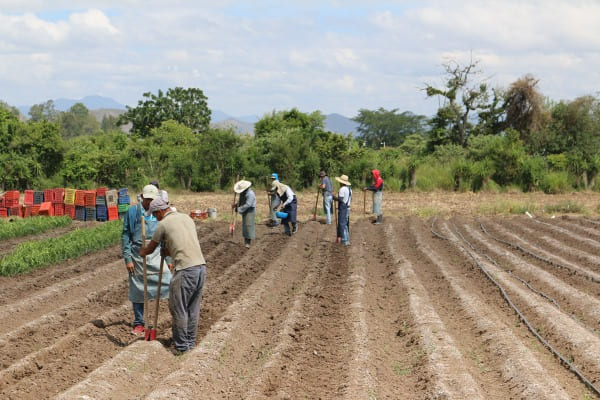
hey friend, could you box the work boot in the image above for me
[244,238,251,248]
[374,215,382,225]
[292,223,298,234]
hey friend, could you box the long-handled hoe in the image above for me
[312,187,320,221]
[141,218,152,339]
[145,255,165,341]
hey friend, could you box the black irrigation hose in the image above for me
[430,217,600,397]
[480,221,600,285]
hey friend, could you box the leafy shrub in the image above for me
[415,160,454,191]
[539,171,571,194]
[520,156,547,192]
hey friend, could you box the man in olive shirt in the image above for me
[139,197,206,354]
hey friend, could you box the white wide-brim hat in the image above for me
[234,180,252,193]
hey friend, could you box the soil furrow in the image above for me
[385,220,484,399]
[145,223,330,399]
[458,220,600,331]
[54,224,299,399]
[484,219,600,281]
[440,221,600,395]
[413,217,573,399]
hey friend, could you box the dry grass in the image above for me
[165,189,600,222]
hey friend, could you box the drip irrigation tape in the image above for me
[430,217,600,397]
[479,221,600,284]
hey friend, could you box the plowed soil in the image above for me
[1,214,599,399]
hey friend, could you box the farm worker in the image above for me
[363,169,384,224]
[319,170,333,225]
[332,174,352,246]
[267,173,281,227]
[121,184,172,336]
[139,197,206,355]
[272,180,298,236]
[232,180,256,248]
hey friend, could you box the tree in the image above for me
[353,108,427,149]
[503,75,548,150]
[425,59,490,148]
[28,100,59,122]
[0,101,20,119]
[59,103,99,138]
[118,87,211,136]
[100,114,120,132]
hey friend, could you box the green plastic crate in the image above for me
[117,203,129,212]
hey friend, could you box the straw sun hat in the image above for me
[234,180,252,193]
[335,174,351,185]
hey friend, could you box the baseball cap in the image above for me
[142,184,159,199]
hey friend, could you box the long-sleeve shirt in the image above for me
[237,189,256,214]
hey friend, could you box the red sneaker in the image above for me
[131,325,145,336]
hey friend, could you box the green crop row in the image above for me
[0,220,123,276]
[0,216,73,240]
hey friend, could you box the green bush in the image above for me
[0,220,122,276]
[415,160,454,191]
[544,201,584,214]
[539,171,571,194]
[0,216,72,240]
[520,156,546,192]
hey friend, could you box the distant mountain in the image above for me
[54,95,126,111]
[324,113,359,136]
[212,118,255,135]
[211,110,233,123]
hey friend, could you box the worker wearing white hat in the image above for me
[332,174,352,246]
[233,180,256,248]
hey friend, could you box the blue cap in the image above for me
[270,173,279,180]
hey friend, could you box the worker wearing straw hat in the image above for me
[267,173,281,227]
[332,174,352,246]
[233,179,256,248]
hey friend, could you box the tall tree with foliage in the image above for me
[28,100,59,122]
[118,87,211,136]
[425,59,490,149]
[59,103,100,138]
[353,108,427,149]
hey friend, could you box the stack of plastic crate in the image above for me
[85,206,96,221]
[84,190,96,207]
[96,194,107,221]
[118,188,130,204]
[33,190,44,205]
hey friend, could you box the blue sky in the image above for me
[0,0,599,118]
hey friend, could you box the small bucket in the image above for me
[276,211,288,219]
[207,207,217,219]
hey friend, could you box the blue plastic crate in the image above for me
[75,206,86,221]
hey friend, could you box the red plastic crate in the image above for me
[0,208,7,218]
[24,190,34,205]
[31,204,41,216]
[75,190,86,206]
[65,204,76,219]
[43,189,54,203]
[8,206,22,217]
[4,190,19,200]
[107,206,119,221]
[23,205,32,218]
[39,202,54,216]
[0,197,4,207]
[96,187,108,196]
[84,190,96,207]
[53,203,65,216]
[53,188,65,204]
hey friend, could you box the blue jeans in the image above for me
[323,194,332,224]
[132,302,144,326]
[169,265,206,352]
